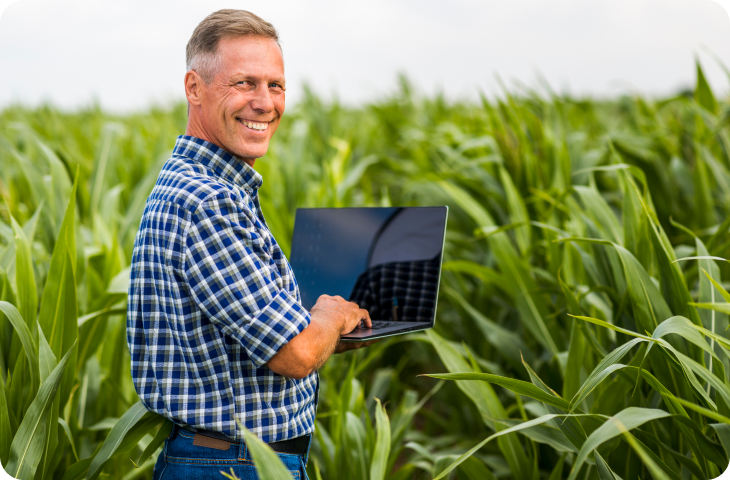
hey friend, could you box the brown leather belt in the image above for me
[182,426,311,456]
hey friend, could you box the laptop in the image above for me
[288,206,448,342]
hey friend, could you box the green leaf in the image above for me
[573,185,623,244]
[6,341,76,480]
[423,372,571,411]
[85,401,150,480]
[457,456,497,480]
[436,180,559,353]
[59,441,103,480]
[700,268,730,303]
[692,302,730,315]
[521,359,590,452]
[0,202,42,272]
[567,407,671,480]
[709,423,730,459]
[570,314,651,340]
[38,172,79,406]
[446,287,532,367]
[495,417,577,453]
[621,432,672,480]
[58,418,79,462]
[37,323,57,383]
[0,359,12,465]
[441,260,503,288]
[666,345,730,409]
[559,271,586,400]
[133,419,172,468]
[498,166,531,255]
[433,414,579,480]
[370,398,391,480]
[105,267,131,295]
[10,215,37,331]
[548,454,566,480]
[695,59,718,114]
[425,330,532,479]
[569,337,645,412]
[0,301,39,394]
[614,244,673,334]
[239,421,296,480]
[345,412,368,480]
[651,316,717,361]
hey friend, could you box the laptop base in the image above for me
[339,321,432,342]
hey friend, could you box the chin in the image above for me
[234,144,269,161]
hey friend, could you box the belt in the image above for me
[181,426,311,456]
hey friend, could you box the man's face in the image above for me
[191,36,285,165]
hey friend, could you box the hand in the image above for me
[310,295,371,335]
[334,338,381,354]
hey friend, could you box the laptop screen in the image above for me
[289,207,448,323]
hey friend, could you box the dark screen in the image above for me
[289,207,447,323]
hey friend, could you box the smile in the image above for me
[238,119,269,131]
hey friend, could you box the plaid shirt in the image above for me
[127,135,317,443]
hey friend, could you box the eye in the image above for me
[269,83,285,91]
[236,80,252,87]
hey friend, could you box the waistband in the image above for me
[180,426,311,456]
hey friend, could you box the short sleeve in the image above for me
[183,193,311,367]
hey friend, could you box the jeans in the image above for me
[152,425,311,480]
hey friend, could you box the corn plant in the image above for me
[1,60,729,479]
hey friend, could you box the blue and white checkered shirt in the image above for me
[127,135,317,443]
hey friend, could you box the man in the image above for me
[127,10,374,479]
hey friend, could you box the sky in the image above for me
[0,0,729,112]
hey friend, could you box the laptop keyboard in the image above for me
[358,321,410,330]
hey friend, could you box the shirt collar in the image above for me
[172,135,263,192]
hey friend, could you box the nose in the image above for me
[250,84,275,114]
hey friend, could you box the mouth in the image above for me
[237,118,270,132]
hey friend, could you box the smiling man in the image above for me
[127,10,373,480]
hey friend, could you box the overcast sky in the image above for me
[0,0,729,112]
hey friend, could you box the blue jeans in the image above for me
[152,425,311,480]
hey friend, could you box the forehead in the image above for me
[216,36,284,79]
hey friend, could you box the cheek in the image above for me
[276,96,286,116]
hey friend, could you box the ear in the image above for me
[185,70,204,106]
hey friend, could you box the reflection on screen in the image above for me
[289,207,447,323]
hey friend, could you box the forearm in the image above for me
[266,310,343,379]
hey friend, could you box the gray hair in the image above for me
[186,9,281,84]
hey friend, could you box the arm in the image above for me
[266,295,371,379]
[184,194,374,380]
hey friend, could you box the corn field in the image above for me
[1,63,730,479]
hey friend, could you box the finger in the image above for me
[333,295,346,302]
[360,309,372,328]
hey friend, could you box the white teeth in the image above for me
[242,120,267,131]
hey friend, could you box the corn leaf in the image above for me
[0,301,39,394]
[567,407,672,480]
[369,398,391,480]
[133,418,172,468]
[0,361,12,464]
[424,372,571,411]
[436,181,559,353]
[38,174,78,406]
[425,330,532,479]
[5,342,76,480]
[237,421,296,479]
[695,59,718,114]
[10,215,36,331]
[85,401,150,480]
